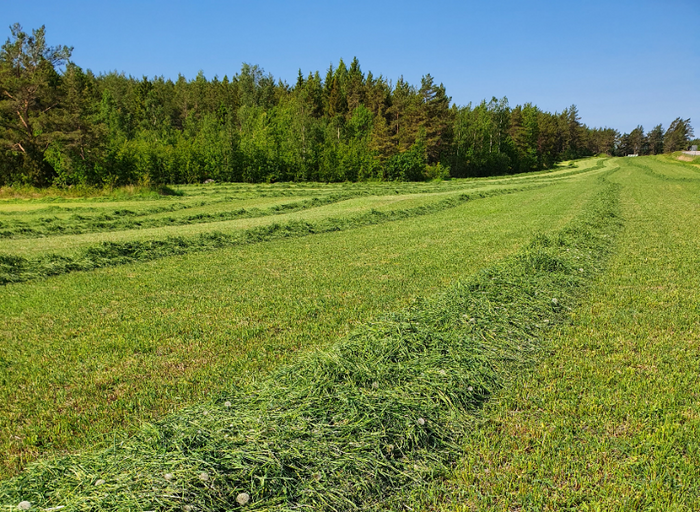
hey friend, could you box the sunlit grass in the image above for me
[0,169,603,477]
[0,167,621,510]
[443,157,700,510]
[16,154,700,511]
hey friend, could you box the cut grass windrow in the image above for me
[0,177,621,511]
[0,185,493,239]
[485,156,609,186]
[0,185,544,285]
[629,158,700,183]
[0,162,608,240]
[0,192,365,239]
[441,157,700,510]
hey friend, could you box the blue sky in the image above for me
[4,0,698,134]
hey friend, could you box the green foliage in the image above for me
[4,25,685,187]
[0,24,73,184]
[384,140,427,181]
[616,119,695,157]
[424,162,451,180]
[451,97,518,177]
[664,117,694,152]
[647,123,665,154]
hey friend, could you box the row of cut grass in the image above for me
[442,156,700,510]
[0,177,473,207]
[1,193,403,239]
[0,169,606,478]
[0,180,470,217]
[0,195,320,238]
[0,171,622,510]
[2,181,540,240]
[628,156,700,182]
[1,161,612,264]
[0,157,606,210]
[0,158,608,229]
[0,183,547,282]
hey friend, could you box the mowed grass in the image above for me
[0,177,622,511]
[0,156,605,220]
[0,168,606,478]
[627,155,700,181]
[444,156,700,510]
[0,160,611,261]
[0,195,315,223]
[0,176,478,210]
[0,184,535,258]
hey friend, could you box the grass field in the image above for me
[1,155,698,510]
[0,164,603,476]
[442,155,700,511]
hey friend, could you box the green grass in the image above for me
[0,167,605,478]
[0,156,604,209]
[5,155,698,510]
[1,162,611,281]
[0,184,184,201]
[0,169,621,510]
[673,152,700,167]
[0,181,529,251]
[0,161,609,240]
[443,156,700,510]
[627,155,700,182]
[0,195,322,238]
[0,184,548,283]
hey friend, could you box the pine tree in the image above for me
[345,57,365,113]
[46,63,106,184]
[418,74,452,164]
[0,24,72,184]
[327,77,347,119]
[647,124,664,155]
[629,125,645,155]
[664,118,694,152]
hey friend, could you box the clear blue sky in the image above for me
[4,0,698,134]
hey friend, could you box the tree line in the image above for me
[0,25,695,187]
[616,120,695,156]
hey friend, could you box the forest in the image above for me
[0,24,695,187]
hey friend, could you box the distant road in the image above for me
[682,151,700,156]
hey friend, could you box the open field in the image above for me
[1,155,698,510]
[442,155,700,511]
[0,162,605,477]
[0,157,606,243]
[0,159,611,286]
[0,186,526,256]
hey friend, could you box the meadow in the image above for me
[444,155,700,510]
[1,155,698,510]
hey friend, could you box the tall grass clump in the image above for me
[0,178,621,511]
